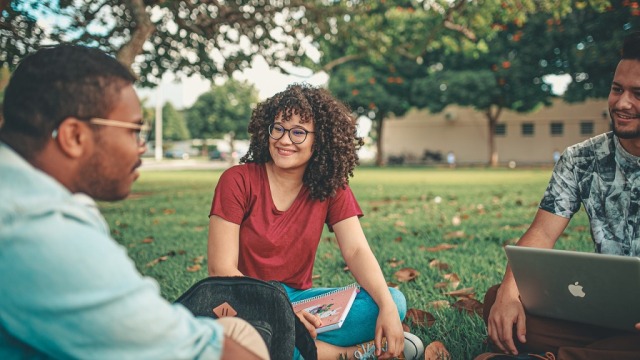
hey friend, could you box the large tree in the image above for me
[186,78,258,161]
[0,0,345,85]
[410,2,639,166]
[149,102,189,141]
[319,0,622,166]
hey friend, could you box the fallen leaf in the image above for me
[444,287,475,298]
[428,300,450,309]
[395,220,406,227]
[186,264,201,272]
[424,341,451,360]
[451,215,461,226]
[386,281,399,289]
[428,259,450,271]
[343,265,350,272]
[443,231,465,240]
[145,255,169,267]
[452,298,484,317]
[163,208,176,215]
[312,274,321,280]
[387,258,405,268]
[404,308,436,327]
[421,244,457,252]
[142,237,154,244]
[394,267,420,282]
[434,282,449,289]
[443,273,460,289]
[194,226,205,232]
[322,252,334,259]
[394,236,403,242]
[192,255,205,264]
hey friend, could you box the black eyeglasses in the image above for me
[268,123,315,144]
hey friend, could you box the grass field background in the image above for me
[99,166,593,359]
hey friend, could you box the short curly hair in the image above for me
[241,83,364,201]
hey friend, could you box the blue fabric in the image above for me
[282,283,407,360]
[0,142,224,359]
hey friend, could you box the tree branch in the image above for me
[322,54,365,72]
[116,0,155,68]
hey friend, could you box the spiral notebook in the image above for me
[291,283,360,334]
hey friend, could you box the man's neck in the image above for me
[618,137,640,157]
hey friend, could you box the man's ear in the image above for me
[53,118,93,159]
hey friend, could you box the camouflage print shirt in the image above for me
[540,132,640,256]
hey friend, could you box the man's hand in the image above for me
[295,310,322,339]
[487,290,527,355]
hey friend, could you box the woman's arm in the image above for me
[207,215,244,277]
[333,216,404,359]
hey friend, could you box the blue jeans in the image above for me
[281,283,407,360]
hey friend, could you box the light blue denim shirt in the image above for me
[0,142,224,359]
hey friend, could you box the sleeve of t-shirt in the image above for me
[0,207,224,359]
[539,148,582,218]
[326,185,364,227]
[210,165,250,225]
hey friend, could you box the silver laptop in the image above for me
[505,245,640,331]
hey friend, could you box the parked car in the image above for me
[164,149,190,160]
[209,149,228,161]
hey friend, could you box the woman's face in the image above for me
[268,112,315,171]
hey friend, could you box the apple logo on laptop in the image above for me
[568,282,586,297]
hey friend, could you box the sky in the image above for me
[135,55,329,109]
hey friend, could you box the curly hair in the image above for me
[241,83,364,201]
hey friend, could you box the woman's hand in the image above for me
[295,310,322,339]
[374,306,404,359]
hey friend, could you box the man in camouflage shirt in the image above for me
[479,32,640,360]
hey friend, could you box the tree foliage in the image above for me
[0,0,344,85]
[186,79,258,155]
[159,102,190,141]
[320,0,634,166]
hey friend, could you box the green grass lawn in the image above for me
[100,166,593,359]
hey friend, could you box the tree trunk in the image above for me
[228,131,236,166]
[374,115,385,166]
[485,106,502,167]
[116,0,155,68]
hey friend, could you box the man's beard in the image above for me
[611,111,640,139]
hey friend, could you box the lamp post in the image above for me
[155,90,163,161]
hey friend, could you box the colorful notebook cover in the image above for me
[291,283,360,334]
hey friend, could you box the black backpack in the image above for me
[175,276,317,360]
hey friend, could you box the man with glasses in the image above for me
[0,44,268,359]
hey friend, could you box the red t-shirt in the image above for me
[210,163,363,289]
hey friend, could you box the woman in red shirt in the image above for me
[208,84,421,360]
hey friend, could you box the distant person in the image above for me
[0,44,268,360]
[476,32,640,360]
[552,149,560,163]
[447,151,456,168]
[207,84,424,360]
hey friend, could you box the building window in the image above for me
[522,123,535,136]
[580,121,594,135]
[495,123,506,136]
[550,122,564,136]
